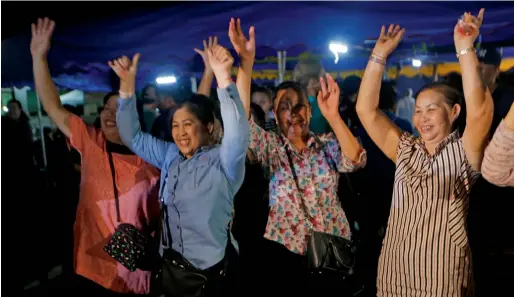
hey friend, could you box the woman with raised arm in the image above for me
[31,18,160,295]
[481,101,514,187]
[113,44,249,296]
[229,18,366,294]
[356,9,493,297]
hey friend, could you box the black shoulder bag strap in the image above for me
[107,150,121,223]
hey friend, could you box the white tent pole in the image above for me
[277,51,283,84]
[190,76,198,93]
[36,94,47,168]
[282,50,287,82]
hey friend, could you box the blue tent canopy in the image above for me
[2,1,514,91]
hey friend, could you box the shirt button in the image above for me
[176,225,179,229]
[173,175,177,178]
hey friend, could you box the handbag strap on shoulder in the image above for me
[107,149,121,223]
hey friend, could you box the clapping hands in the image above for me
[207,44,234,88]
[194,36,218,73]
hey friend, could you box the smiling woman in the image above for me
[30,18,161,295]
[113,43,250,296]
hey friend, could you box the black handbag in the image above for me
[154,200,231,297]
[103,149,156,272]
[283,141,356,277]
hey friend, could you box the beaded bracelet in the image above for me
[369,55,386,65]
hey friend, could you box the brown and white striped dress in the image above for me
[377,131,480,297]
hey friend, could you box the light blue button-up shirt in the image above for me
[116,83,250,269]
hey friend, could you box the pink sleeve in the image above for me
[68,114,99,154]
[481,120,514,187]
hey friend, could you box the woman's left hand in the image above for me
[318,73,341,121]
[454,8,484,51]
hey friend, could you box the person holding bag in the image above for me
[228,18,366,295]
[112,42,250,297]
[356,9,493,297]
[31,18,161,295]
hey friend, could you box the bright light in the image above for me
[412,59,422,68]
[156,76,177,84]
[329,42,348,64]
[2,106,8,112]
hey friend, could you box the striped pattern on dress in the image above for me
[377,131,480,297]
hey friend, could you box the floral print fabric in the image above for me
[249,119,366,254]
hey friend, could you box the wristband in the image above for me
[119,90,135,98]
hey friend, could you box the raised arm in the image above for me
[481,102,514,187]
[456,9,494,171]
[31,18,72,138]
[208,44,250,186]
[318,74,366,167]
[194,36,217,97]
[109,54,177,169]
[356,24,406,162]
[229,18,255,120]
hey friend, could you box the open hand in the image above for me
[228,18,255,62]
[207,45,234,79]
[194,36,218,73]
[317,74,341,121]
[108,54,140,92]
[372,24,406,59]
[454,8,484,51]
[31,17,55,59]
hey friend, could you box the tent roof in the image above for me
[2,1,514,91]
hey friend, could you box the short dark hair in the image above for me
[415,82,463,107]
[250,102,266,128]
[169,94,216,127]
[415,81,465,133]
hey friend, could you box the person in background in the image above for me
[293,57,331,134]
[114,42,249,296]
[351,79,412,297]
[478,47,514,135]
[394,88,415,130]
[339,75,362,133]
[231,102,270,292]
[356,10,493,296]
[139,84,160,132]
[468,47,514,297]
[481,101,514,187]
[149,91,176,142]
[251,85,276,132]
[31,18,161,295]
[230,17,366,295]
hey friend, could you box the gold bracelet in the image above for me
[456,47,476,59]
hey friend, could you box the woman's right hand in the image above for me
[31,17,55,60]
[108,54,140,94]
[372,24,406,59]
[207,45,234,88]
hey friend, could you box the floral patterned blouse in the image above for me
[248,119,367,254]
